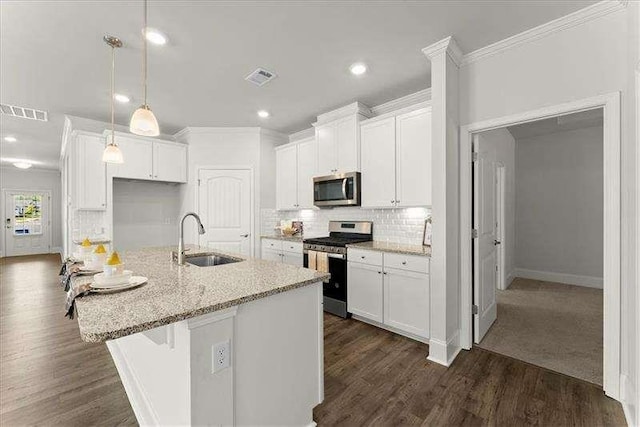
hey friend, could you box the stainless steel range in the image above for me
[303,221,373,318]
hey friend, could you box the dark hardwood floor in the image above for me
[0,254,136,426]
[314,313,627,426]
[1,255,626,426]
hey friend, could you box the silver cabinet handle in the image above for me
[391,200,395,205]
[402,261,407,265]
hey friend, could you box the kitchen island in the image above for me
[73,246,329,426]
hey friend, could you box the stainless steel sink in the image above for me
[185,254,241,267]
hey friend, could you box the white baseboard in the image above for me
[513,268,603,288]
[621,374,638,427]
[106,340,159,426]
[351,314,429,344]
[427,330,461,367]
[505,270,516,289]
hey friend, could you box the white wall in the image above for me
[112,179,181,251]
[515,126,603,284]
[0,167,62,255]
[476,128,516,285]
[459,3,637,418]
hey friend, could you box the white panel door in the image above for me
[276,145,298,210]
[316,123,337,176]
[76,134,106,210]
[347,262,383,322]
[282,252,303,266]
[336,116,358,173]
[261,248,282,263]
[108,136,153,180]
[153,142,187,183]
[473,136,498,343]
[296,138,317,209]
[4,191,50,256]
[198,169,252,257]
[383,268,430,339]
[396,108,432,207]
[360,117,396,208]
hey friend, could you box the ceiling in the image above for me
[508,109,604,140]
[0,0,597,170]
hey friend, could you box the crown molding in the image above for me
[288,127,315,143]
[173,126,264,142]
[462,0,628,66]
[370,88,432,116]
[314,101,373,126]
[259,127,288,141]
[422,36,463,67]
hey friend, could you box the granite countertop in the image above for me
[347,241,432,257]
[73,246,329,343]
[261,234,304,242]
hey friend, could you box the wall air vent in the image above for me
[245,68,277,86]
[0,103,48,122]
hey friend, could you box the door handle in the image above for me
[494,240,501,245]
[341,179,348,200]
[240,234,250,238]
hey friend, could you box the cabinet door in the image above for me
[296,138,317,209]
[316,123,337,175]
[336,116,359,173]
[262,248,282,263]
[360,117,396,208]
[347,262,383,322]
[396,108,432,207]
[384,268,429,339]
[276,145,298,210]
[108,136,153,180]
[76,134,106,210]
[153,142,187,183]
[282,251,303,266]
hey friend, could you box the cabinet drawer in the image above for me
[384,253,429,274]
[262,239,283,252]
[347,248,383,266]
[282,241,303,254]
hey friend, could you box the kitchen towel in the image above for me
[65,279,92,319]
[60,259,84,292]
[316,252,329,274]
[308,250,318,270]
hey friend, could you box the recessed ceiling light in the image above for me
[145,28,167,45]
[257,110,270,118]
[3,136,17,142]
[114,93,130,103]
[13,162,32,169]
[349,62,367,76]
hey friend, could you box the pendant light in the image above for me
[130,0,160,136]
[102,35,124,164]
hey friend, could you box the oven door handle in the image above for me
[341,178,348,200]
[304,250,345,260]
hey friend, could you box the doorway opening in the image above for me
[459,92,621,399]
[3,189,51,257]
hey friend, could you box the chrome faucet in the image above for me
[177,212,206,265]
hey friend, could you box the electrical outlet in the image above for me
[212,340,230,373]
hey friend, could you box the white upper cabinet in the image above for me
[336,116,359,173]
[276,144,298,210]
[75,133,106,210]
[153,142,187,183]
[107,133,187,183]
[396,108,432,207]
[316,123,338,176]
[360,106,432,208]
[296,137,317,209]
[360,117,396,208]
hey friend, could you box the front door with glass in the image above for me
[4,191,50,257]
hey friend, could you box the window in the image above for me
[13,194,43,236]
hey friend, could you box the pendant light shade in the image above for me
[103,35,124,164]
[130,0,160,136]
[130,104,159,136]
[102,143,124,163]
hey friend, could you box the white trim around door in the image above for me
[459,92,621,400]
[2,188,53,257]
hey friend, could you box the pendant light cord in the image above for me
[143,0,148,107]
[111,43,116,145]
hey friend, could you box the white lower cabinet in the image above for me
[261,239,303,266]
[347,262,384,322]
[347,249,430,340]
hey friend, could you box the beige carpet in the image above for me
[477,277,603,385]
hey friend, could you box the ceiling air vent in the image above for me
[0,103,48,122]
[245,68,277,86]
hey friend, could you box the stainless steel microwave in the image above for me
[313,172,361,207]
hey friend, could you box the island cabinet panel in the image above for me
[75,133,106,210]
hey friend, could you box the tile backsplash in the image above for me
[261,207,431,245]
